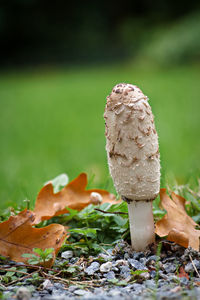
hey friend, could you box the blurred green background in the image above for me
[0,1,200,210]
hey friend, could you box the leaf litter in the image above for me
[0,172,200,298]
[155,188,200,251]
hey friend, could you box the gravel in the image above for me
[2,240,200,300]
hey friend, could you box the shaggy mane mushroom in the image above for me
[104,83,160,251]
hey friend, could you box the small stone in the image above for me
[158,279,168,287]
[193,257,200,266]
[94,287,105,295]
[85,262,100,275]
[179,276,189,285]
[108,289,122,297]
[185,259,200,273]
[115,259,128,267]
[139,257,147,265]
[132,283,144,293]
[150,270,156,278]
[145,279,156,289]
[41,279,53,290]
[105,271,116,280]
[138,272,150,281]
[124,253,130,260]
[16,287,31,300]
[68,285,78,293]
[61,250,73,259]
[100,261,112,273]
[184,262,193,273]
[162,262,176,273]
[147,255,159,263]
[128,259,147,270]
[74,289,88,296]
[158,271,168,280]
[132,252,144,260]
[53,283,64,289]
[120,265,131,279]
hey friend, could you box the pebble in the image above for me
[137,272,151,281]
[132,283,144,293]
[85,262,100,275]
[120,265,131,278]
[145,279,156,289]
[146,255,159,263]
[132,252,144,260]
[16,287,31,300]
[115,259,128,267]
[100,262,112,273]
[41,279,53,290]
[61,250,73,259]
[74,289,88,296]
[68,285,78,292]
[162,262,177,273]
[108,289,122,297]
[179,277,189,285]
[128,258,147,270]
[185,259,200,273]
[105,271,116,280]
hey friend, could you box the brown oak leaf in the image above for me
[0,209,66,267]
[155,189,200,251]
[33,173,119,224]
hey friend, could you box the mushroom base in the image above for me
[127,200,155,251]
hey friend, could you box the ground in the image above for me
[1,240,200,300]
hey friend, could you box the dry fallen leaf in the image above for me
[155,189,200,251]
[34,173,119,224]
[0,209,66,267]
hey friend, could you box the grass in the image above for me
[0,63,200,210]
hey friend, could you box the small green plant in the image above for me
[22,248,54,267]
[58,202,129,256]
[0,267,28,285]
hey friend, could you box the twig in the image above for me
[0,267,28,275]
[189,254,200,278]
[12,263,59,273]
[41,271,102,287]
[95,208,128,215]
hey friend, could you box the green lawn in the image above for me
[0,64,200,210]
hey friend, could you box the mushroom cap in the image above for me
[104,83,160,201]
[106,83,148,109]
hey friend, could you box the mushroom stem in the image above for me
[127,200,155,251]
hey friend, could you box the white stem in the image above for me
[128,200,155,251]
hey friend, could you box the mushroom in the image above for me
[104,83,160,251]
